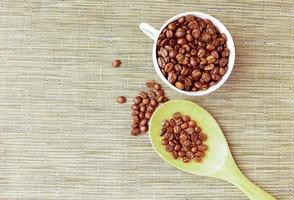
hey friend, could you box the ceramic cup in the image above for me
[140,12,235,96]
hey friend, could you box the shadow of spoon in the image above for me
[149,100,276,200]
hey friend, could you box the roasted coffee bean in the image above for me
[219,67,226,76]
[162,138,169,145]
[166,30,173,38]
[201,73,211,83]
[198,144,208,151]
[196,151,205,157]
[178,151,186,157]
[192,28,201,39]
[174,144,181,151]
[180,133,188,142]
[175,81,185,90]
[166,145,174,152]
[219,57,228,67]
[139,112,145,119]
[191,146,198,153]
[206,44,215,52]
[140,125,148,132]
[112,59,121,68]
[194,156,202,162]
[204,64,215,71]
[221,49,230,57]
[172,151,179,159]
[145,112,152,119]
[196,139,202,145]
[133,114,140,122]
[183,157,191,163]
[180,122,188,130]
[186,151,195,159]
[191,133,198,142]
[175,28,186,38]
[133,96,142,104]
[117,96,126,103]
[186,127,195,135]
[177,38,187,45]
[194,126,201,133]
[188,120,197,127]
[131,128,140,136]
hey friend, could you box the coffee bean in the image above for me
[175,28,186,38]
[175,81,184,90]
[117,96,126,103]
[140,125,148,133]
[180,122,188,129]
[221,49,230,57]
[196,151,205,157]
[219,67,226,76]
[196,139,202,145]
[177,38,187,45]
[188,120,197,127]
[172,151,179,159]
[162,138,169,145]
[219,57,228,67]
[206,44,215,52]
[195,126,201,133]
[166,30,173,38]
[198,144,208,151]
[191,146,198,153]
[131,127,140,136]
[112,59,121,68]
[186,127,195,135]
[183,157,191,163]
[166,145,174,152]
[168,23,177,31]
[186,151,195,159]
[174,144,181,151]
[192,28,201,39]
[133,96,142,104]
[194,156,202,162]
[139,112,145,119]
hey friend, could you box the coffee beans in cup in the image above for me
[131,80,169,136]
[156,15,230,91]
[160,112,208,163]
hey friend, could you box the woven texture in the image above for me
[0,0,293,199]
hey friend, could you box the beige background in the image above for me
[0,0,293,199]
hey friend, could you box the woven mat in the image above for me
[0,0,293,199]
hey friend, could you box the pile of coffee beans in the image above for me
[156,15,230,91]
[160,112,208,163]
[131,80,169,136]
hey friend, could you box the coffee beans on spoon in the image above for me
[160,112,208,163]
[131,80,169,136]
[157,15,230,91]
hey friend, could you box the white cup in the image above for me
[140,12,235,96]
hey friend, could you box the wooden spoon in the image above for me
[149,100,276,200]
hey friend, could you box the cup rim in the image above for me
[152,12,235,96]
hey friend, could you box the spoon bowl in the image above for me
[149,100,276,200]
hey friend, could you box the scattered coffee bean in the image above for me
[117,96,126,103]
[156,15,230,92]
[131,80,169,136]
[112,59,121,68]
[160,112,208,163]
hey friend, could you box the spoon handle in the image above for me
[219,158,276,200]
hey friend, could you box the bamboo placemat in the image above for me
[0,0,293,199]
